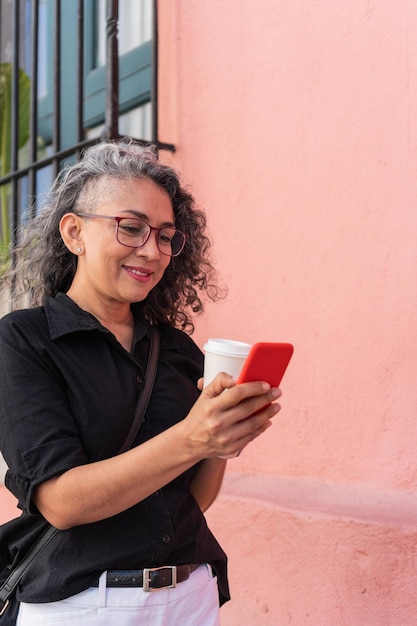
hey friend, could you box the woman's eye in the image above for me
[120,223,146,236]
[159,233,173,244]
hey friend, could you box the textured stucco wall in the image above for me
[1,2,416,622]
[158,1,417,623]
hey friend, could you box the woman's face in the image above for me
[69,178,174,307]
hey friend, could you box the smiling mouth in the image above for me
[123,265,153,279]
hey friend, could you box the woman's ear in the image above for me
[60,213,84,255]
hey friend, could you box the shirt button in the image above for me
[136,376,143,383]
[162,535,171,544]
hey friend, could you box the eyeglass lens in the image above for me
[117,218,185,256]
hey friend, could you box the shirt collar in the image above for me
[45,292,150,342]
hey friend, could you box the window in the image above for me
[37,0,153,146]
[1,0,172,265]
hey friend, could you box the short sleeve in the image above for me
[0,312,88,512]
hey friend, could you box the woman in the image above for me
[0,141,281,625]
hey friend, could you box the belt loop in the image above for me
[98,570,108,607]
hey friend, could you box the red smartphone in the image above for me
[237,342,294,387]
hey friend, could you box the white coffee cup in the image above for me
[203,338,252,387]
[203,338,252,459]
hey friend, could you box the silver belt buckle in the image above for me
[143,565,177,592]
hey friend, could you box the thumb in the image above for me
[202,372,237,398]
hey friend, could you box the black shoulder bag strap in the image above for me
[0,325,160,618]
[117,325,160,454]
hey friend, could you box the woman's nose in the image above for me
[135,230,161,258]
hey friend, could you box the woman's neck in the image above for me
[66,289,134,351]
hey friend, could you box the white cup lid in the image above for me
[203,338,252,358]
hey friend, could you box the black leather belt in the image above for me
[93,564,200,592]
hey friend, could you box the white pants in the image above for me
[17,565,220,626]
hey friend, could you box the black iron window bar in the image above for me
[0,0,174,252]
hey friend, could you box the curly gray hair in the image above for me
[6,140,223,333]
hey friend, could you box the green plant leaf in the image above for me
[0,63,31,175]
[0,63,31,255]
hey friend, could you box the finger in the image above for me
[236,404,280,443]
[228,419,274,457]
[202,372,237,398]
[233,388,281,422]
[229,383,282,410]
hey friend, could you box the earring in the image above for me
[76,247,82,254]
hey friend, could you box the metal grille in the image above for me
[0,0,174,262]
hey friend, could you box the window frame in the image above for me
[37,0,152,144]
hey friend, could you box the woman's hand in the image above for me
[189,374,281,511]
[183,372,282,460]
[34,373,281,529]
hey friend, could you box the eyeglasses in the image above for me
[76,213,187,257]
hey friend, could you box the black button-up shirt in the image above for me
[0,293,229,605]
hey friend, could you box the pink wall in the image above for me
[2,3,416,623]
[0,486,18,524]
[159,1,417,623]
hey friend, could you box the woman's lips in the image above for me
[123,265,153,282]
